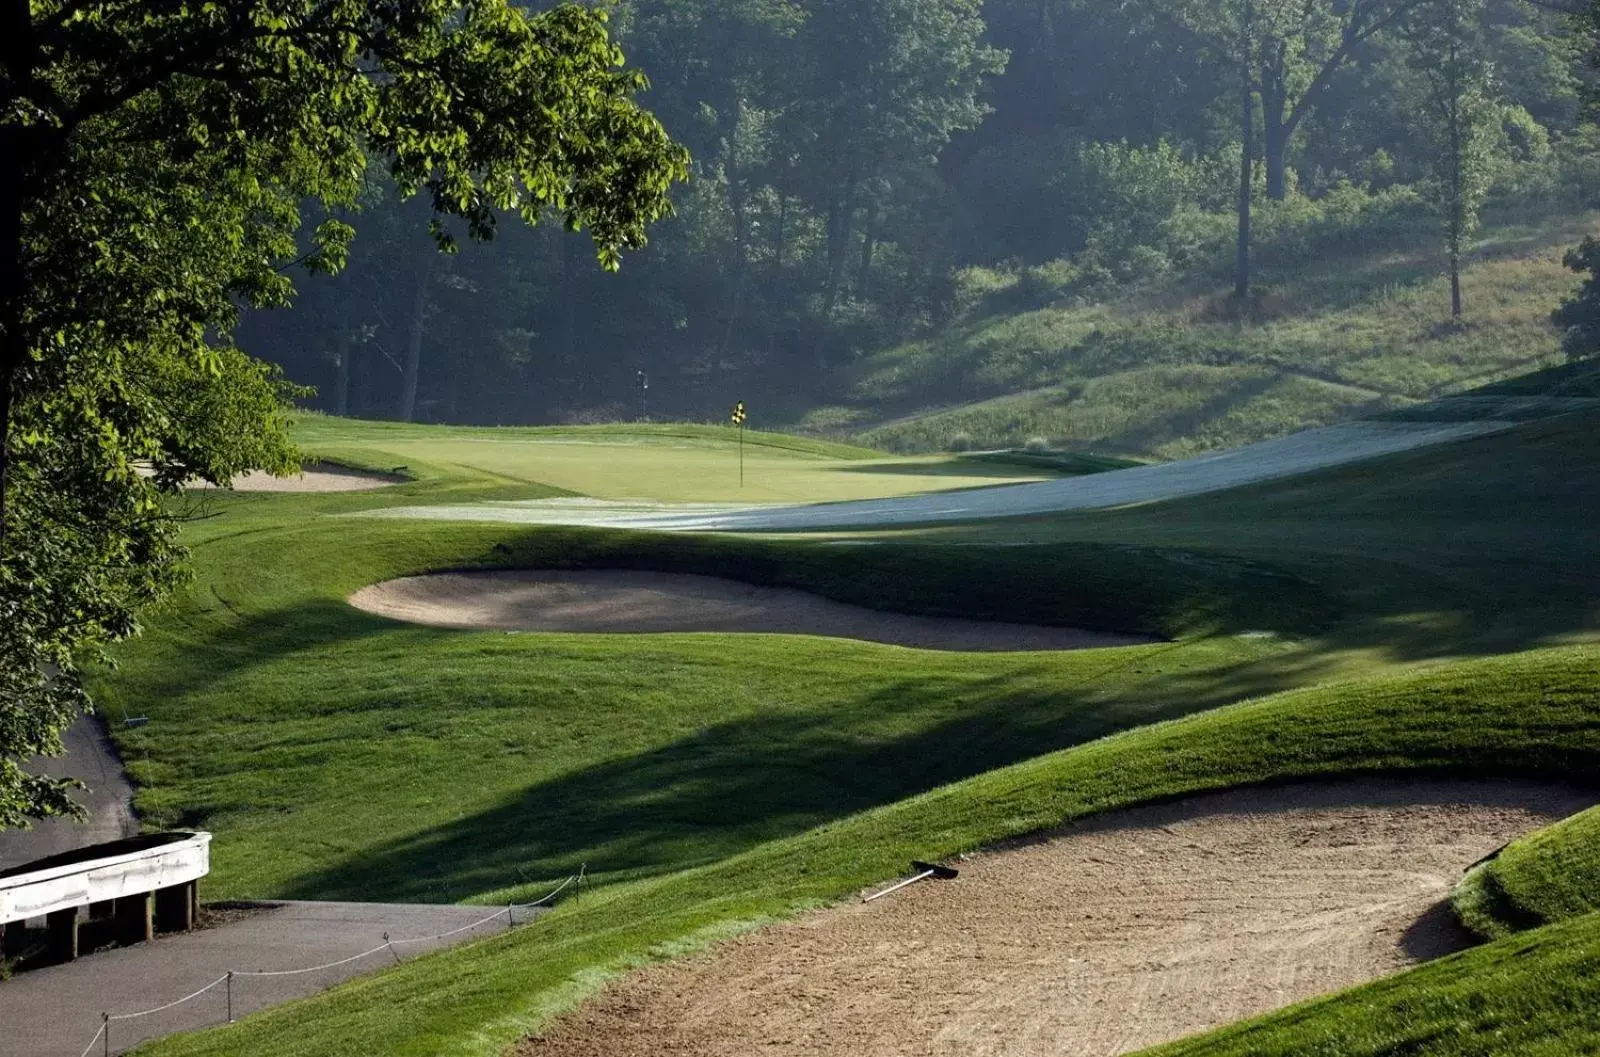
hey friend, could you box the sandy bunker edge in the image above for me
[348,568,1152,652]
[518,777,1597,1057]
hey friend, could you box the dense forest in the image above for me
[243,0,1595,431]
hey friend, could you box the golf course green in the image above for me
[104,366,1600,1057]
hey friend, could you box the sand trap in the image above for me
[519,779,1595,1057]
[190,461,403,493]
[349,570,1146,652]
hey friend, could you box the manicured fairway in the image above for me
[89,383,1600,1057]
[288,417,1064,503]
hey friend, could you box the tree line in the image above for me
[0,0,1595,827]
[243,0,1592,426]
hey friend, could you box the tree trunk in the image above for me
[767,196,788,362]
[1447,40,1464,320]
[333,330,352,417]
[1235,3,1256,302]
[400,265,427,423]
[717,104,750,365]
[563,233,581,398]
[856,198,881,299]
[1260,54,1290,201]
[1263,114,1290,200]
[774,195,788,274]
[814,191,857,377]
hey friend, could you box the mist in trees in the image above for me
[245,0,1594,426]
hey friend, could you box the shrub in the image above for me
[947,432,975,453]
[1024,436,1052,453]
[1554,237,1600,361]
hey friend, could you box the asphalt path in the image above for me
[0,900,546,1056]
[0,716,137,872]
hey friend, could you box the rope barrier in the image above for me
[71,871,583,1055]
[107,975,230,1021]
[76,1022,105,1057]
[232,942,392,979]
[387,908,507,947]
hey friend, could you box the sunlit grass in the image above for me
[848,212,1590,457]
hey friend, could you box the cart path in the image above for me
[0,716,137,872]
[0,900,545,1057]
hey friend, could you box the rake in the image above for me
[861,860,960,903]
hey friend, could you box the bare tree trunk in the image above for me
[563,233,581,399]
[1258,40,1293,202]
[767,195,788,362]
[1235,2,1256,302]
[400,265,427,422]
[856,198,881,299]
[1262,85,1290,200]
[814,190,856,377]
[1448,39,1464,320]
[333,330,352,417]
[717,104,750,365]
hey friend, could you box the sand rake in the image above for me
[862,860,960,903]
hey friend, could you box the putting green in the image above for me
[289,417,1061,504]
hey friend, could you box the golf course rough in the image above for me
[108,382,1600,1057]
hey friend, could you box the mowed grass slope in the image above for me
[137,646,1600,1057]
[819,210,1593,458]
[105,394,1600,1056]
[1454,804,1600,940]
[99,502,1309,901]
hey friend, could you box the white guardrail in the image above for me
[0,833,211,925]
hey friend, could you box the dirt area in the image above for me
[190,461,402,493]
[519,779,1595,1057]
[349,570,1148,652]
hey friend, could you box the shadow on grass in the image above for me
[277,649,1339,904]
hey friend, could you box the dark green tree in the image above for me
[781,0,1006,369]
[1554,238,1600,359]
[0,0,688,828]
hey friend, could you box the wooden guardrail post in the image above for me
[46,908,79,962]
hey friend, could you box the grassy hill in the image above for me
[797,209,1595,459]
[86,373,1600,1056]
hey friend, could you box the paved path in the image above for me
[0,716,137,872]
[357,420,1507,533]
[0,900,542,1056]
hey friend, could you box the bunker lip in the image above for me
[188,460,405,493]
[518,778,1598,1057]
[348,569,1151,652]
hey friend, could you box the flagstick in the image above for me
[739,423,744,488]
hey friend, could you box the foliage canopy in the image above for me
[0,0,688,827]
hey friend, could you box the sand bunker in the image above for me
[520,779,1595,1057]
[349,570,1146,652]
[192,461,403,493]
